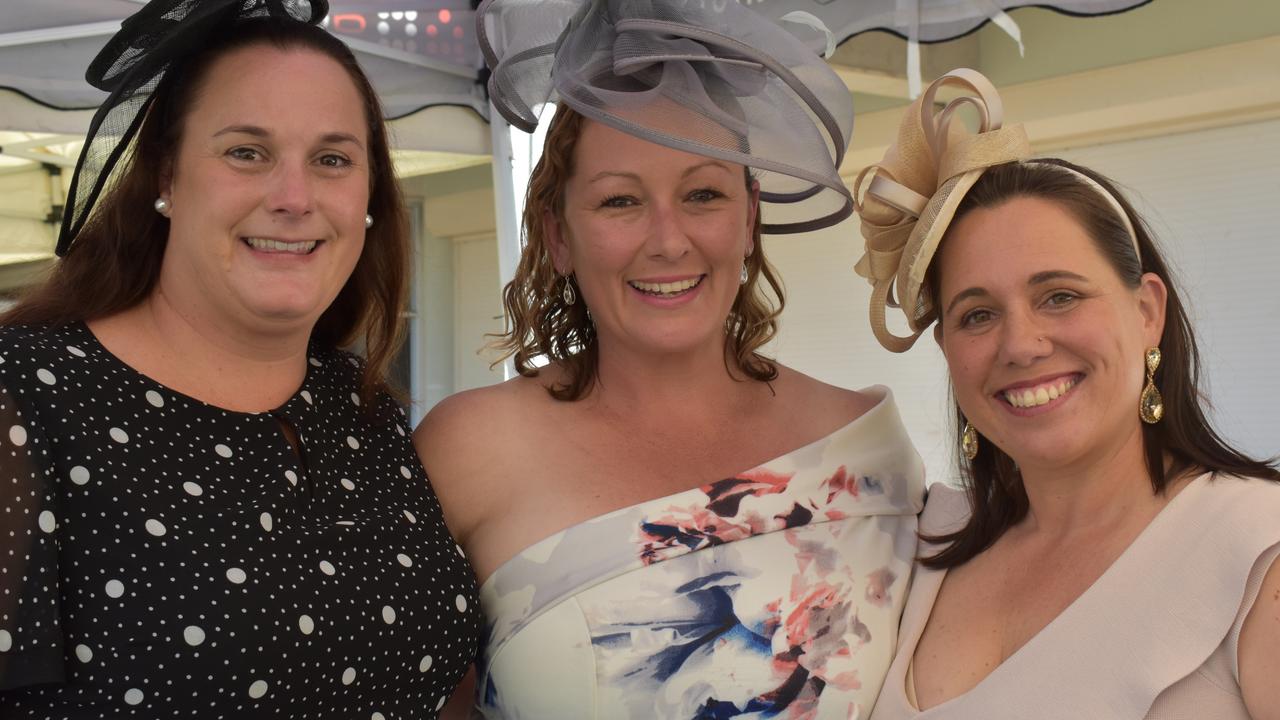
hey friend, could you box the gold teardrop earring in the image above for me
[961,421,980,461]
[1139,347,1163,424]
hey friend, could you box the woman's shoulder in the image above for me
[420,374,542,432]
[412,375,554,545]
[1205,470,1280,491]
[920,482,972,536]
[0,321,70,353]
[1186,471,1280,523]
[0,322,83,385]
[413,374,552,471]
[770,363,883,426]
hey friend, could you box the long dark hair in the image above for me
[921,159,1280,569]
[1,20,408,403]
[491,104,784,401]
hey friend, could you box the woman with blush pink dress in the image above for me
[853,69,1280,720]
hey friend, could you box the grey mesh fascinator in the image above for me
[56,0,328,256]
[477,0,855,234]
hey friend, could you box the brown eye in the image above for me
[1045,292,1078,308]
[317,154,352,168]
[227,147,261,162]
[600,195,636,208]
[687,188,724,203]
[960,308,994,328]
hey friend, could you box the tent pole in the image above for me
[489,110,522,381]
[489,103,554,381]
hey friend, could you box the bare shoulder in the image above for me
[769,363,881,426]
[413,375,546,471]
[412,374,552,542]
[1240,545,1280,720]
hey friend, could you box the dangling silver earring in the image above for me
[364,214,374,229]
[739,262,749,285]
[153,198,169,216]
[561,276,577,306]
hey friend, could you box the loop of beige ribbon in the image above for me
[919,69,1004,161]
[937,125,1032,183]
[853,68,1016,353]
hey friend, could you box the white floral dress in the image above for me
[477,387,926,720]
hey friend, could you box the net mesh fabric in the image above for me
[478,0,855,234]
[58,0,328,256]
[900,172,962,330]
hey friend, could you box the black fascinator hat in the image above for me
[57,0,329,256]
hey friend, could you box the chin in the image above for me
[998,434,1093,472]
[633,325,726,355]
[243,296,329,327]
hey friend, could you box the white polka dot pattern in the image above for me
[0,323,480,717]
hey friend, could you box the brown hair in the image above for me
[491,104,783,401]
[2,20,408,403]
[921,159,1280,569]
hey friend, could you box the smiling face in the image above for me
[934,196,1166,475]
[545,119,758,359]
[156,42,370,337]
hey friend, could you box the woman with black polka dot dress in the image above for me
[0,1,479,717]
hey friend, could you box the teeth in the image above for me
[629,277,701,296]
[1004,378,1076,408]
[245,237,317,254]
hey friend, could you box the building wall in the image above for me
[399,164,503,425]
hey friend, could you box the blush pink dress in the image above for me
[871,472,1280,720]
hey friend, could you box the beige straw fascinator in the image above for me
[853,68,1033,352]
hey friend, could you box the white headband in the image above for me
[1029,161,1141,262]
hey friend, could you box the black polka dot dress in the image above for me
[0,322,480,718]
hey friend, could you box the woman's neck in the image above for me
[1013,425,1165,541]
[587,334,765,424]
[89,290,311,412]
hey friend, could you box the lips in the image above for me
[628,275,704,297]
[243,237,319,254]
[999,374,1082,409]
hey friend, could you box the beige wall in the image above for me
[843,34,1280,177]
[400,163,503,417]
[977,0,1280,87]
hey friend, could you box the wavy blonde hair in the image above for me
[492,105,785,401]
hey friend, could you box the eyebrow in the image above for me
[681,160,733,179]
[586,170,640,184]
[943,270,1091,316]
[213,125,365,150]
[585,160,733,185]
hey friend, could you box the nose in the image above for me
[265,160,314,218]
[997,306,1052,367]
[644,201,691,261]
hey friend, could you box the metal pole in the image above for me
[489,110,522,381]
